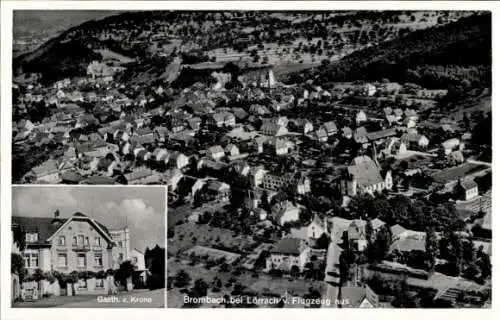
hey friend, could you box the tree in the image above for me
[261,190,270,212]
[425,228,439,271]
[174,269,191,288]
[115,260,135,288]
[11,253,25,283]
[315,233,330,250]
[365,219,374,243]
[368,225,392,261]
[290,265,300,278]
[191,278,209,297]
[392,277,418,308]
[338,248,356,286]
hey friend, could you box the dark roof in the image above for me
[431,163,489,184]
[272,237,306,255]
[460,179,478,190]
[12,213,113,245]
[366,128,396,142]
[12,216,66,246]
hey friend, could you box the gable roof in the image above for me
[13,212,114,246]
[341,285,378,308]
[347,159,383,187]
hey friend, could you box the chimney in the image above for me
[52,209,62,226]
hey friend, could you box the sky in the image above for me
[13,10,121,39]
[12,186,166,252]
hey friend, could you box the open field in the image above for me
[168,221,259,256]
[185,245,241,264]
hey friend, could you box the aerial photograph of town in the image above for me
[10,186,166,308]
[10,10,491,308]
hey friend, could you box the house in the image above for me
[260,122,288,136]
[130,249,148,287]
[366,128,397,143]
[207,181,231,201]
[384,137,407,156]
[165,169,184,193]
[266,237,311,272]
[355,111,367,124]
[404,109,419,121]
[169,152,190,170]
[273,201,300,226]
[23,159,60,184]
[249,166,268,188]
[341,158,393,196]
[403,117,417,129]
[187,117,202,131]
[323,121,338,137]
[294,119,314,135]
[249,104,270,115]
[124,168,160,185]
[262,172,311,195]
[315,128,328,143]
[342,127,353,139]
[267,138,290,155]
[339,285,380,308]
[307,215,328,239]
[360,83,377,97]
[346,220,369,251]
[207,145,225,161]
[354,127,368,144]
[208,112,236,127]
[401,133,429,150]
[457,179,479,201]
[152,148,169,163]
[225,144,240,157]
[12,211,119,295]
[442,138,463,156]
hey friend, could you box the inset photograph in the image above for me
[10,185,166,308]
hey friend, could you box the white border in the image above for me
[1,1,498,320]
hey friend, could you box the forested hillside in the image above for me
[286,13,491,89]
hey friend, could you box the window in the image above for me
[58,236,66,246]
[78,235,84,246]
[26,233,38,243]
[24,253,39,268]
[85,237,89,247]
[94,253,103,267]
[58,253,68,267]
[118,241,123,248]
[94,237,101,246]
[95,278,104,288]
[78,278,87,289]
[77,253,86,268]
[72,236,77,246]
[118,253,124,262]
[132,257,138,264]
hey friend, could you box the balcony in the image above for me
[72,244,90,252]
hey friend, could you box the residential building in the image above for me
[12,211,117,294]
[401,133,429,150]
[457,179,479,201]
[266,237,311,272]
[22,159,60,184]
[207,145,225,161]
